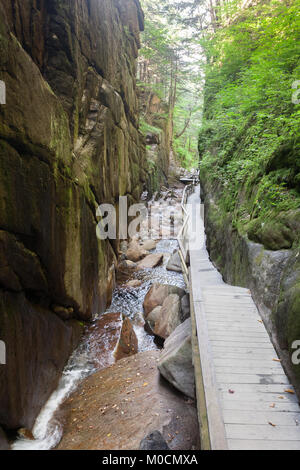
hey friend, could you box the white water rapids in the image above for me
[12,238,186,450]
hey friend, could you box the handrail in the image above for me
[177,183,195,287]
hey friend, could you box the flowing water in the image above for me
[12,237,186,450]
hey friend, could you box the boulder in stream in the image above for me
[146,294,182,340]
[158,318,195,399]
[166,250,182,273]
[56,351,199,450]
[143,283,186,317]
[126,240,149,263]
[137,253,164,269]
[141,239,157,251]
[125,279,142,288]
[181,294,190,322]
[85,313,138,369]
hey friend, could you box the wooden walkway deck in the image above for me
[184,186,300,450]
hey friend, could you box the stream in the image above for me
[12,192,186,451]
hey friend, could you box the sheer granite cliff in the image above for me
[0,0,146,433]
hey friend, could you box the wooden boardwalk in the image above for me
[184,186,300,450]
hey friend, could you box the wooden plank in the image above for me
[215,366,286,375]
[211,336,271,343]
[211,341,274,349]
[222,399,300,412]
[188,279,211,450]
[217,383,294,394]
[216,373,290,385]
[185,186,300,451]
[228,439,300,450]
[221,391,299,403]
[223,409,300,426]
[225,424,300,441]
[214,358,284,369]
[193,301,228,449]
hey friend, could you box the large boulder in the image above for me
[158,318,195,399]
[181,294,190,322]
[143,283,186,317]
[126,240,148,263]
[166,250,182,273]
[56,351,199,450]
[85,313,138,368]
[141,239,157,251]
[146,294,182,340]
[137,253,164,269]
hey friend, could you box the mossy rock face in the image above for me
[202,179,300,390]
[247,219,294,250]
[0,0,146,432]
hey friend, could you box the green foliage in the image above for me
[199,0,300,248]
[139,119,162,136]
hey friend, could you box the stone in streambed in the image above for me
[181,294,190,322]
[166,250,182,273]
[85,313,137,369]
[126,240,149,263]
[158,318,195,399]
[143,283,186,317]
[148,294,182,340]
[125,279,142,288]
[114,317,138,361]
[139,431,170,450]
[118,260,137,270]
[56,351,199,450]
[141,239,157,251]
[137,253,164,269]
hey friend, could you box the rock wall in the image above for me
[0,0,146,432]
[138,89,171,195]
[201,179,300,393]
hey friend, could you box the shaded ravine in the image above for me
[12,238,185,450]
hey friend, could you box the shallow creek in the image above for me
[13,192,186,450]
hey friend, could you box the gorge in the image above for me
[0,0,300,453]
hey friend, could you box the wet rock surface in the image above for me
[147,294,182,340]
[126,240,149,263]
[84,313,138,369]
[137,253,164,269]
[202,181,300,394]
[158,319,195,399]
[0,0,146,432]
[139,430,170,450]
[166,250,183,273]
[143,283,185,317]
[56,351,199,450]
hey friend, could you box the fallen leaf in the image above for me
[228,389,235,394]
[272,358,281,362]
[269,403,275,408]
[285,389,295,394]
[107,433,111,438]
[268,422,276,427]
[143,382,148,387]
